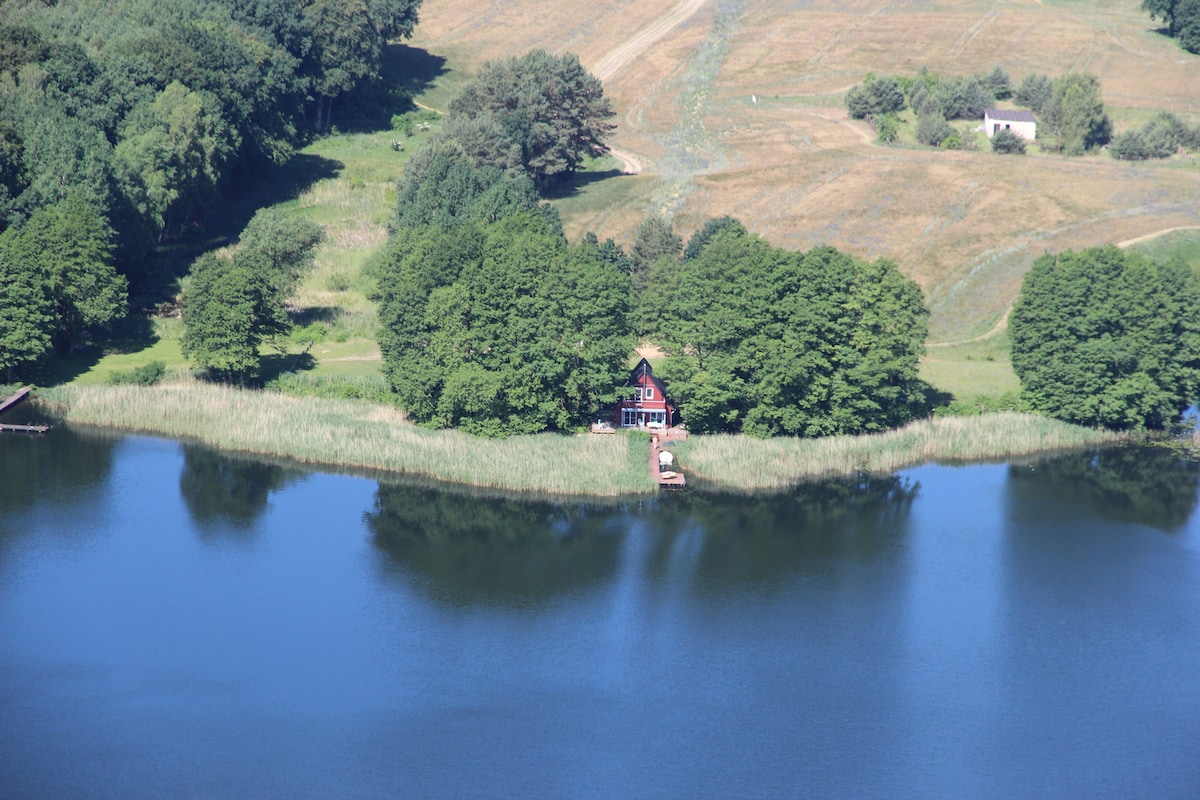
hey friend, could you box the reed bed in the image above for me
[675,413,1120,492]
[39,384,654,496]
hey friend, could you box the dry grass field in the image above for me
[411,0,1200,342]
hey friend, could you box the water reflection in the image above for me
[658,475,919,589]
[0,426,117,519]
[179,445,305,531]
[1009,445,1200,532]
[366,473,918,605]
[365,483,625,606]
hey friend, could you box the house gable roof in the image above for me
[985,108,1036,123]
[626,357,670,399]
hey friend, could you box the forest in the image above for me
[0,0,421,378]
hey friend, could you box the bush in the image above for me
[991,128,1027,154]
[916,111,954,147]
[107,361,166,386]
[940,130,963,150]
[1109,130,1148,160]
[875,114,899,144]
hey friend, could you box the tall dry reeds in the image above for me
[37,386,1119,495]
[39,383,653,496]
[674,413,1119,492]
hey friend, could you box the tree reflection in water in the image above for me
[1009,445,1200,532]
[179,445,304,531]
[0,426,117,520]
[365,484,627,606]
[365,473,918,605]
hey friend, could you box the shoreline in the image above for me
[35,383,1120,496]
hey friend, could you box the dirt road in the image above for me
[590,0,710,174]
[590,0,709,83]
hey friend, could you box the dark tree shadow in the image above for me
[385,44,449,102]
[259,352,316,383]
[291,306,342,327]
[333,44,449,133]
[26,313,160,387]
[121,153,344,309]
[540,167,627,200]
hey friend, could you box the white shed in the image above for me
[984,109,1036,141]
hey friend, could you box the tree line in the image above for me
[847,67,1115,155]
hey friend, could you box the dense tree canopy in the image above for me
[445,49,614,187]
[991,128,1027,154]
[845,75,905,120]
[1010,246,1200,430]
[181,210,323,382]
[651,224,929,436]
[374,213,635,435]
[0,0,423,258]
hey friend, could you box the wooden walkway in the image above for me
[0,387,48,433]
[0,386,31,416]
[0,422,49,433]
[651,430,686,489]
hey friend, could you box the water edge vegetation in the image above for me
[34,383,1119,496]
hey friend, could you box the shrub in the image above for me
[916,111,954,147]
[107,361,166,386]
[1109,130,1148,160]
[991,128,1027,154]
[875,114,899,144]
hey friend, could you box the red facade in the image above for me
[614,358,677,429]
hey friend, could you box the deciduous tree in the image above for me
[1010,246,1200,429]
[375,213,635,435]
[449,49,614,187]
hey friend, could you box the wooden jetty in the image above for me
[650,430,686,489]
[0,422,49,433]
[0,386,31,416]
[0,387,48,433]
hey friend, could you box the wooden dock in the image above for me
[651,431,686,489]
[0,387,47,433]
[0,386,31,416]
[0,422,49,433]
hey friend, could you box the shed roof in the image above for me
[985,109,1036,123]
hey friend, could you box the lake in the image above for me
[2,426,1199,799]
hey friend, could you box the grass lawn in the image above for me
[921,329,1019,401]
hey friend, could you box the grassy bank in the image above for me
[34,383,1122,496]
[674,413,1120,492]
[38,383,653,497]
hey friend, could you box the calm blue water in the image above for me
[1,429,1199,799]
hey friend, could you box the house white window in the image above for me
[634,387,643,401]
[645,387,654,400]
[622,409,638,427]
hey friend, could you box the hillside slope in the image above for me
[411,0,1200,341]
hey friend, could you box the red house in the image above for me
[614,358,677,429]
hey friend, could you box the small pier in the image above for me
[651,429,686,489]
[0,387,48,434]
